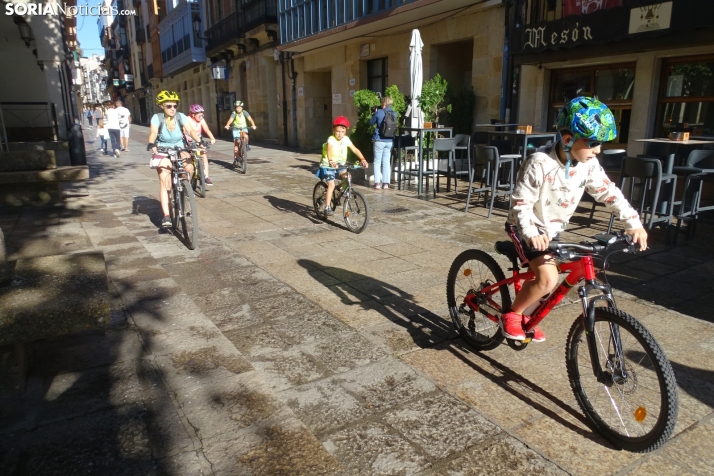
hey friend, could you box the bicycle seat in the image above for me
[495,241,530,268]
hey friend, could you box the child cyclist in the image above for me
[187,104,217,185]
[224,100,256,157]
[318,116,368,216]
[503,96,648,343]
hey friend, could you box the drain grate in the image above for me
[381,207,410,214]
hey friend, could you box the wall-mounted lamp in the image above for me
[14,16,33,48]
[191,14,209,41]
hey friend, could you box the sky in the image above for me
[76,0,107,57]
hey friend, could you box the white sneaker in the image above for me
[114,149,120,158]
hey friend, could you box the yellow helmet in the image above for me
[156,90,180,105]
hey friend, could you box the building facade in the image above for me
[509,0,714,155]
[79,55,111,106]
[278,0,507,149]
[0,0,83,142]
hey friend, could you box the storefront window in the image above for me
[548,63,635,145]
[655,56,714,138]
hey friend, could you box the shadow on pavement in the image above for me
[263,195,325,224]
[296,259,454,349]
[447,342,610,447]
[0,202,186,474]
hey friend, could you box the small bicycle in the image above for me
[446,230,678,452]
[157,146,199,250]
[233,133,248,174]
[313,166,370,234]
[190,143,210,198]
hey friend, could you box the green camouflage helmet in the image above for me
[556,97,617,142]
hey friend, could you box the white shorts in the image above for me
[120,126,130,138]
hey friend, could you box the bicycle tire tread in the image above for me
[565,307,678,452]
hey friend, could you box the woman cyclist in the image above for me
[187,104,217,185]
[224,100,256,158]
[146,90,202,228]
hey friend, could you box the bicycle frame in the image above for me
[324,169,353,204]
[465,253,621,383]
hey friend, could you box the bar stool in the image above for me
[607,156,677,236]
[465,145,520,217]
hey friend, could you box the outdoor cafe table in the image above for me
[635,138,714,214]
[487,131,557,168]
[396,126,452,195]
[634,138,714,174]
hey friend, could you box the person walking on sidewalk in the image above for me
[115,100,132,152]
[86,107,94,128]
[104,102,122,158]
[93,105,102,128]
[146,90,202,228]
[187,104,217,185]
[95,118,110,155]
[368,96,396,189]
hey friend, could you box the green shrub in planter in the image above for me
[418,74,452,124]
[351,89,380,163]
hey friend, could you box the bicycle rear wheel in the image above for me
[179,179,199,250]
[312,181,328,220]
[446,250,510,351]
[342,189,370,233]
[192,157,206,198]
[565,307,678,452]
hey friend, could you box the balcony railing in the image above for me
[205,12,243,53]
[279,0,418,44]
[135,18,146,43]
[514,0,654,26]
[244,0,278,32]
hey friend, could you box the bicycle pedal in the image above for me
[522,337,532,343]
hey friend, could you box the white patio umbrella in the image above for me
[408,29,424,131]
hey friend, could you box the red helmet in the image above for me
[333,116,350,128]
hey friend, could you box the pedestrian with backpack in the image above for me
[369,96,396,189]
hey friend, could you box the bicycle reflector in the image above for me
[463,268,472,277]
[634,407,647,422]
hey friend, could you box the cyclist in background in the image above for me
[503,97,647,343]
[318,116,368,216]
[187,104,217,185]
[146,90,202,228]
[224,100,256,155]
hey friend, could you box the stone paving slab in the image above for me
[2,127,714,474]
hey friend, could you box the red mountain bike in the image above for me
[446,231,678,452]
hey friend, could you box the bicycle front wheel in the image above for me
[179,179,199,250]
[234,141,247,174]
[313,181,328,220]
[343,189,370,233]
[565,307,678,452]
[169,182,180,230]
[192,157,206,198]
[446,250,510,351]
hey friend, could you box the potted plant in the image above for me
[418,74,452,128]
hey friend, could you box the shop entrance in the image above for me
[303,70,332,149]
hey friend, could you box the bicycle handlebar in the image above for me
[548,233,636,257]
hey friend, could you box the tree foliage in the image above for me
[418,74,452,123]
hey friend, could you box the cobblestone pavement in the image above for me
[1,126,713,475]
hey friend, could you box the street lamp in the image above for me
[191,14,209,44]
[14,16,33,48]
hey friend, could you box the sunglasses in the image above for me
[584,139,602,148]
[164,104,178,109]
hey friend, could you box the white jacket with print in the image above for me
[507,143,643,240]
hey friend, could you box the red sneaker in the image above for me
[500,312,526,341]
[522,316,546,342]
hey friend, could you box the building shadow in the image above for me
[0,204,185,474]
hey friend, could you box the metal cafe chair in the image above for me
[607,156,677,236]
[428,137,458,198]
[434,133,471,195]
[672,150,714,243]
[465,145,518,217]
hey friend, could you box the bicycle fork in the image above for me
[578,280,627,385]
